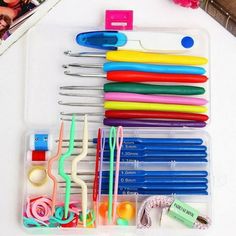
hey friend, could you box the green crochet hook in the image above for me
[104,82,205,95]
[108,126,116,224]
[58,115,76,218]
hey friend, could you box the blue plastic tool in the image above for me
[76,31,127,50]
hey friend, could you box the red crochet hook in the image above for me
[65,70,208,83]
[105,110,209,122]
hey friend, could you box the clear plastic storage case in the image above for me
[22,22,212,235]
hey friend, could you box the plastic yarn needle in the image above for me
[113,126,124,223]
[98,129,105,202]
[58,115,76,218]
[108,127,116,224]
[93,128,101,203]
[47,122,64,214]
[71,115,88,227]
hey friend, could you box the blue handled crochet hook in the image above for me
[102,150,208,158]
[64,62,206,75]
[101,177,208,184]
[101,189,208,195]
[102,170,208,177]
[92,138,204,145]
[102,183,208,191]
[102,145,207,152]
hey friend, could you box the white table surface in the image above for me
[0,0,236,235]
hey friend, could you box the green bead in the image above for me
[116,218,129,226]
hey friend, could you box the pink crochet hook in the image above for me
[113,126,124,223]
[104,92,207,106]
[48,122,64,214]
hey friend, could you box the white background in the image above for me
[0,0,236,235]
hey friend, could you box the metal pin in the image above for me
[60,112,103,117]
[59,92,104,98]
[64,51,106,58]
[60,118,102,123]
[64,70,106,78]
[63,64,103,69]
[58,101,103,107]
[60,86,103,90]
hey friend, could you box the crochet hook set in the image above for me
[22,14,211,234]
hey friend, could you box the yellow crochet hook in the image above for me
[66,50,208,66]
[106,50,208,65]
[104,101,207,114]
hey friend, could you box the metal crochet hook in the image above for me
[71,115,88,227]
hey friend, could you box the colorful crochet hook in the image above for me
[103,119,206,128]
[60,82,205,95]
[103,101,207,113]
[58,115,76,218]
[59,92,207,106]
[104,110,209,122]
[63,62,206,74]
[64,50,208,65]
[64,70,208,83]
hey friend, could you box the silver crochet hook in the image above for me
[64,50,106,58]
[64,70,106,78]
[60,86,104,90]
[58,101,103,107]
[59,92,103,98]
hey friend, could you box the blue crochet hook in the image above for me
[101,177,208,184]
[102,144,207,152]
[102,150,208,158]
[102,170,208,177]
[102,183,208,191]
[101,189,208,195]
[92,138,204,145]
[103,62,206,74]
